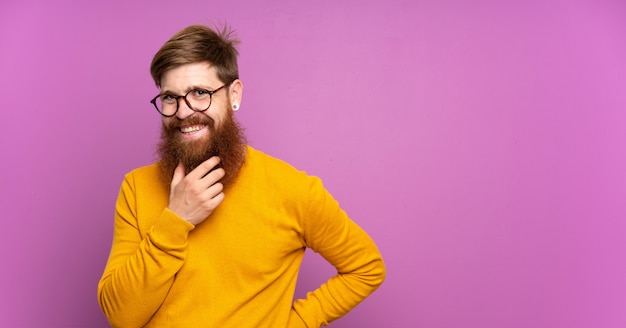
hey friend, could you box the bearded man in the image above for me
[98,24,385,328]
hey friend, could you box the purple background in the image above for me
[2,0,626,327]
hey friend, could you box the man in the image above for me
[98,24,385,328]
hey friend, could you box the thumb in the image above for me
[170,162,185,190]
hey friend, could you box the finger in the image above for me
[196,186,225,215]
[204,182,224,199]
[170,162,185,190]
[201,167,226,185]
[205,191,225,209]
[188,156,221,180]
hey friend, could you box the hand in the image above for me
[168,157,226,225]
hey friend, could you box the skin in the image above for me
[161,62,243,225]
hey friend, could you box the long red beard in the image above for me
[156,111,247,188]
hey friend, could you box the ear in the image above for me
[229,79,243,111]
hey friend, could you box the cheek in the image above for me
[208,107,229,124]
[162,118,173,129]
[162,117,181,133]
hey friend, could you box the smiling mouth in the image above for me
[180,124,207,134]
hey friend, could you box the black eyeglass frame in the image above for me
[150,82,232,117]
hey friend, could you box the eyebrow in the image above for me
[161,85,213,95]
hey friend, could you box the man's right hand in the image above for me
[168,156,226,225]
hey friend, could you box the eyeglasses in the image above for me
[150,82,231,117]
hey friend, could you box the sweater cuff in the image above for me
[149,208,195,248]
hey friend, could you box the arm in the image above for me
[98,158,224,327]
[97,175,195,327]
[289,177,386,327]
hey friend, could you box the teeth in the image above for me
[180,125,204,133]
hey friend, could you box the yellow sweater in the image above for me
[98,146,385,327]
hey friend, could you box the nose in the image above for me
[175,97,195,119]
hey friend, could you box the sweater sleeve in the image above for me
[97,174,195,328]
[290,177,386,327]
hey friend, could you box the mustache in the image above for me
[164,114,215,131]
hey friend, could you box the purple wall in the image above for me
[2,0,626,327]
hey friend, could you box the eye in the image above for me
[191,89,210,98]
[160,94,177,104]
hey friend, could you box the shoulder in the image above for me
[124,163,159,181]
[240,146,323,195]
[244,146,307,179]
[121,163,164,192]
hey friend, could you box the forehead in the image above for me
[160,62,219,92]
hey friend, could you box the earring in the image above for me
[233,103,239,111]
